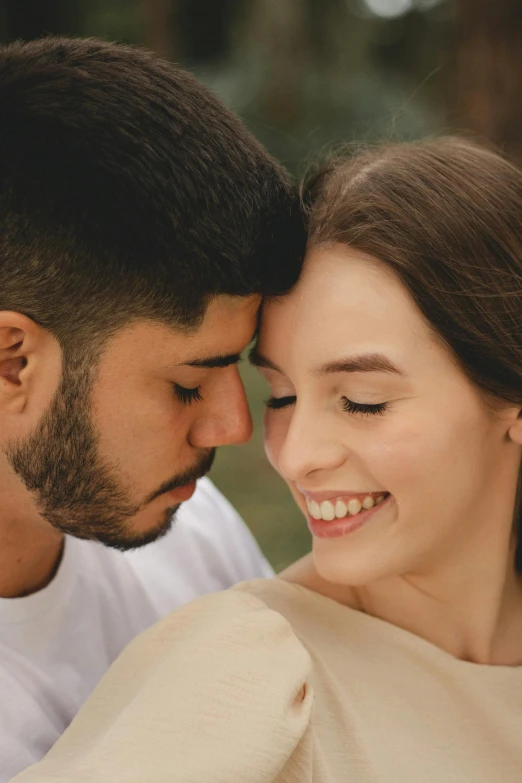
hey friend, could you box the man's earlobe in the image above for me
[0,314,54,408]
[0,327,28,387]
[0,310,62,443]
[0,313,61,429]
[0,355,27,386]
[0,324,32,412]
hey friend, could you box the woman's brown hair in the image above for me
[303,137,522,572]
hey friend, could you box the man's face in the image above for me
[7,295,259,549]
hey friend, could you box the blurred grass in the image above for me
[210,361,311,573]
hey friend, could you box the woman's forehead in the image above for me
[259,246,431,361]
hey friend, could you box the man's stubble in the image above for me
[6,361,215,550]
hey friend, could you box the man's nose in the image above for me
[188,368,253,449]
[276,402,346,482]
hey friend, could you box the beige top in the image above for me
[13,578,522,783]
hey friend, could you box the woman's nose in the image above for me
[276,404,346,482]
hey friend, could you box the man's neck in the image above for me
[0,511,64,598]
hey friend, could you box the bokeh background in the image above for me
[2,0,521,570]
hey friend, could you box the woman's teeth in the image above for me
[306,494,386,521]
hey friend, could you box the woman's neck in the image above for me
[354,559,522,666]
[281,540,522,666]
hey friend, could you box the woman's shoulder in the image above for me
[230,557,361,629]
[20,573,428,783]
[230,574,314,616]
[16,584,315,783]
[119,584,313,689]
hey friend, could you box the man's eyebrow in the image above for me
[248,346,281,372]
[318,353,403,376]
[182,353,242,369]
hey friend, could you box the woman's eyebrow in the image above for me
[248,349,403,376]
[317,353,403,376]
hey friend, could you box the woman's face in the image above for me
[256,244,522,585]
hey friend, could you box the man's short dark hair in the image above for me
[0,37,305,359]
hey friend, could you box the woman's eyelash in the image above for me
[265,395,387,416]
[173,384,203,405]
[265,395,296,410]
[342,398,387,416]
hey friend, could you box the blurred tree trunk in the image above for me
[240,0,309,130]
[451,0,522,163]
[142,0,178,61]
[178,0,234,64]
[4,0,80,41]
[143,0,239,65]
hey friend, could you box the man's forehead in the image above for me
[108,320,255,377]
[187,293,260,337]
[203,293,262,319]
[177,324,257,369]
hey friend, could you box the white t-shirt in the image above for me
[0,478,273,782]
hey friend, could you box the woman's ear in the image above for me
[0,312,61,421]
[507,408,522,446]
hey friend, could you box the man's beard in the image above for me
[6,362,215,550]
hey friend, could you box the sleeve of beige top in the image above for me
[12,590,314,783]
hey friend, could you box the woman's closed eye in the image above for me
[341,398,387,416]
[265,395,388,416]
[265,395,296,410]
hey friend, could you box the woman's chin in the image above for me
[312,546,370,586]
[311,535,403,587]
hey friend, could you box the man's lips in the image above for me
[166,481,197,503]
[145,449,215,507]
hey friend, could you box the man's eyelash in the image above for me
[173,384,203,405]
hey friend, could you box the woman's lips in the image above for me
[306,493,391,539]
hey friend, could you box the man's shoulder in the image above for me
[175,476,244,533]
[170,477,265,551]
[121,478,273,610]
[181,478,274,581]
[0,482,272,782]
[0,479,270,626]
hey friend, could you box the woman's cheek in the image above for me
[263,408,291,473]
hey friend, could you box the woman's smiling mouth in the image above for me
[300,490,391,538]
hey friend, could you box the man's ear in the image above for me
[0,312,61,419]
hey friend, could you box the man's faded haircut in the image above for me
[0,37,305,361]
